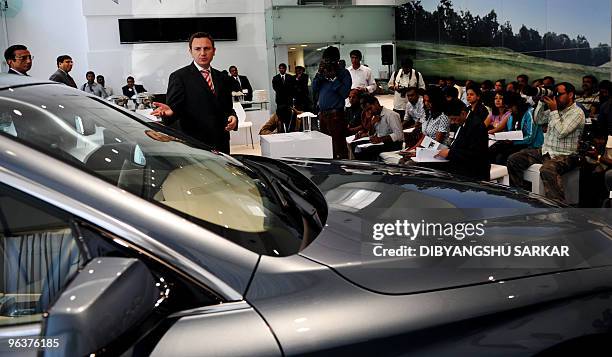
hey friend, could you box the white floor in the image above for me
[229,94,395,157]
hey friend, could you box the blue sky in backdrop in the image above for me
[421,0,610,46]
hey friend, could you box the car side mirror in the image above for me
[41,257,160,357]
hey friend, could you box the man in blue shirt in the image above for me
[312,46,352,159]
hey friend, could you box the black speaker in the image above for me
[381,44,394,65]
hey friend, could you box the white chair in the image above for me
[523,164,580,204]
[233,102,253,148]
[490,164,509,185]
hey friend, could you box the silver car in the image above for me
[0,76,611,356]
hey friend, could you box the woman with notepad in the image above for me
[488,93,543,165]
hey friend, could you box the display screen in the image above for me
[118,17,237,44]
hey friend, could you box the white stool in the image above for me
[523,164,580,204]
[490,164,509,185]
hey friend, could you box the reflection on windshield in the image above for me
[0,84,303,255]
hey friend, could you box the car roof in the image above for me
[0,73,58,90]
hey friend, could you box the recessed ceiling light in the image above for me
[290,47,296,50]
[300,44,308,47]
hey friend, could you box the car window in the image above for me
[0,85,303,256]
[0,184,84,327]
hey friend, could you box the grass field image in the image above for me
[397,41,610,85]
[395,0,610,84]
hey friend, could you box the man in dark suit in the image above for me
[49,55,77,88]
[122,76,147,97]
[435,102,490,180]
[4,44,32,76]
[228,65,253,101]
[272,63,295,106]
[293,65,311,111]
[151,32,237,154]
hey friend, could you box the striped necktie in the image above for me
[201,69,216,95]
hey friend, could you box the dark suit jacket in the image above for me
[122,84,147,97]
[230,75,253,101]
[293,73,311,111]
[447,114,491,180]
[49,69,77,88]
[8,68,27,76]
[163,63,236,154]
[272,73,295,106]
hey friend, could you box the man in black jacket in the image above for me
[228,65,253,101]
[151,32,237,154]
[435,103,490,180]
[272,63,295,106]
[122,76,147,97]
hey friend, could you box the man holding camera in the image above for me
[388,58,426,119]
[312,46,352,159]
[507,82,585,202]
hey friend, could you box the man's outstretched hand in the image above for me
[225,115,238,131]
[151,102,174,118]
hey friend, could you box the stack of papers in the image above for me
[491,130,524,141]
[412,148,449,162]
[345,135,371,144]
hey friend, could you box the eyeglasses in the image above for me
[554,91,567,98]
[14,55,33,61]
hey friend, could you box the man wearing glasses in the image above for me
[507,82,585,202]
[3,44,32,76]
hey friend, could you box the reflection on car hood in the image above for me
[283,158,612,295]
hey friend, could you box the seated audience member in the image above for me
[542,76,555,88]
[460,80,474,105]
[484,91,511,134]
[494,79,505,92]
[403,87,425,128]
[352,94,403,161]
[506,81,518,93]
[122,76,147,97]
[480,80,495,109]
[346,89,364,134]
[96,75,113,96]
[465,85,489,123]
[446,76,462,99]
[403,86,449,150]
[531,78,543,88]
[259,105,302,135]
[507,82,585,202]
[489,93,543,165]
[576,74,599,117]
[429,102,491,181]
[81,71,107,97]
[594,80,612,139]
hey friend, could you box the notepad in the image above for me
[494,130,523,141]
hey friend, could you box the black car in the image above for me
[0,76,611,356]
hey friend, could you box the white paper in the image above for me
[412,148,449,162]
[488,140,496,148]
[346,135,370,144]
[494,130,523,141]
[357,142,384,149]
[606,135,612,149]
[420,136,447,150]
[403,127,415,133]
[297,112,318,118]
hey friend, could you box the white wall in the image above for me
[3,0,89,82]
[82,0,269,95]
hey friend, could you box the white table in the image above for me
[260,131,333,159]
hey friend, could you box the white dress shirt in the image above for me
[348,65,376,93]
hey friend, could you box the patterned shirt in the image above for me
[575,91,599,113]
[404,96,426,123]
[421,112,449,139]
[534,101,585,157]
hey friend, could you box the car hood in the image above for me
[283,158,612,295]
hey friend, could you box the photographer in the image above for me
[388,58,426,119]
[312,46,352,159]
[507,82,585,202]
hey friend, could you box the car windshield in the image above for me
[0,83,304,255]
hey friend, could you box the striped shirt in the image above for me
[534,101,585,157]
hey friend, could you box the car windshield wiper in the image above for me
[240,160,322,230]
